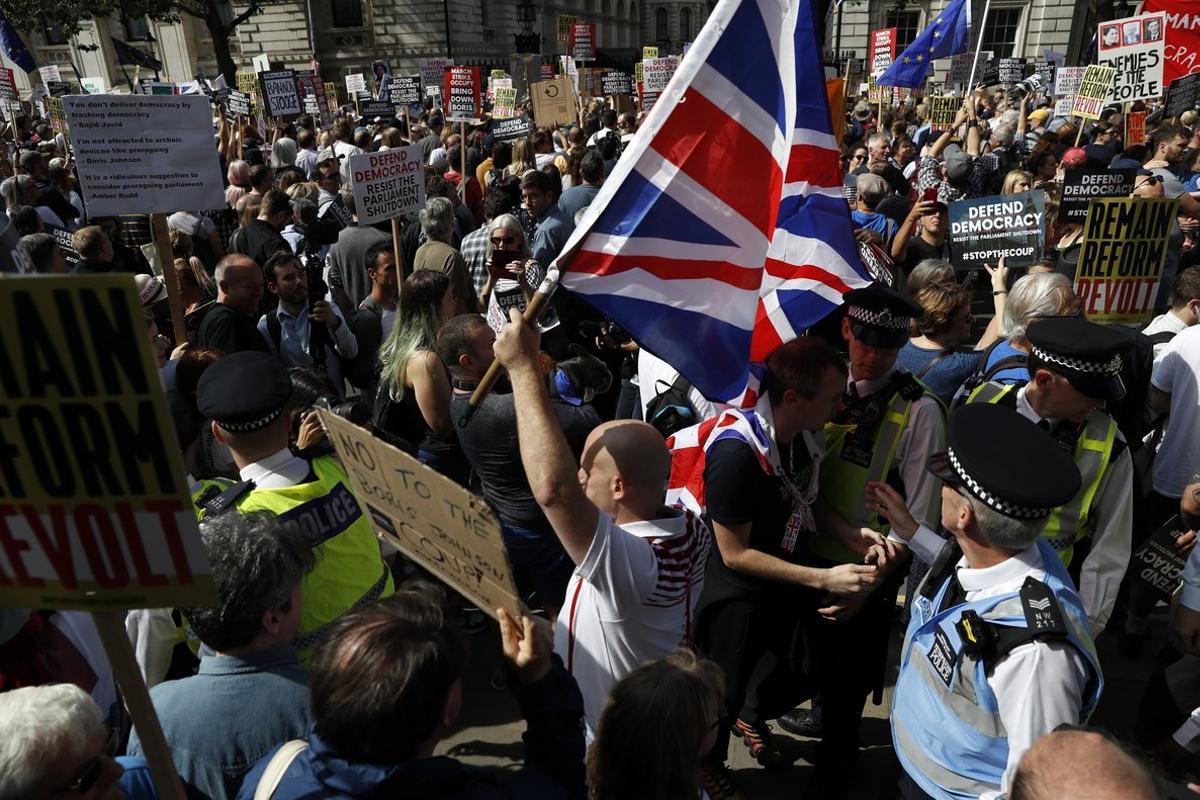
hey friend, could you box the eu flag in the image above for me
[876,0,971,87]
[111,37,163,71]
[0,8,36,74]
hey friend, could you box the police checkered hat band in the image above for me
[947,447,1055,520]
[214,407,285,433]
[1030,345,1123,378]
[847,304,910,331]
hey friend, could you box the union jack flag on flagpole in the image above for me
[555,0,869,406]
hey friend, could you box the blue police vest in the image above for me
[891,540,1103,800]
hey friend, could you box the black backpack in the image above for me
[1111,326,1176,451]
[184,300,218,343]
[645,374,698,437]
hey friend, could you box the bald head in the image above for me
[1011,730,1157,800]
[580,421,671,518]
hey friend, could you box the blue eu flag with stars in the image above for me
[0,8,36,74]
[876,0,971,87]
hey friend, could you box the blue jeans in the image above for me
[501,524,574,610]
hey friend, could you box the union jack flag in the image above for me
[556,0,868,405]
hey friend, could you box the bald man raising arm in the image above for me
[494,308,713,734]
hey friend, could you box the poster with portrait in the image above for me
[1097,11,1166,103]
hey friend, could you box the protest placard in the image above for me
[303,94,319,115]
[324,82,339,107]
[1033,59,1056,88]
[46,81,74,98]
[928,95,959,132]
[1126,111,1146,145]
[492,86,517,118]
[319,411,522,621]
[558,14,577,47]
[540,63,555,81]
[1075,197,1177,323]
[348,146,425,225]
[948,191,1045,270]
[359,100,393,120]
[224,89,251,117]
[0,275,213,609]
[1054,65,1086,97]
[644,56,679,92]
[1060,169,1137,221]
[252,53,271,73]
[80,76,107,95]
[998,58,1025,84]
[950,52,992,85]
[0,67,16,102]
[38,65,62,84]
[1133,515,1189,601]
[1054,98,1073,117]
[490,113,533,142]
[64,95,225,217]
[1072,65,1117,120]
[602,71,631,96]
[643,46,659,59]
[1165,72,1200,118]
[236,70,258,97]
[867,74,881,104]
[45,224,80,270]
[443,65,481,122]
[571,22,597,60]
[345,73,368,99]
[260,69,300,118]
[1097,11,1166,102]
[46,97,68,138]
[870,27,896,75]
[419,57,453,91]
[531,76,576,127]
[390,75,421,106]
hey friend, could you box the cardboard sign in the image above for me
[1165,72,1200,118]
[391,75,421,105]
[443,65,481,122]
[1072,65,1117,120]
[998,57,1026,84]
[643,46,658,60]
[531,76,576,127]
[318,411,521,621]
[490,113,533,142]
[870,27,896,75]
[64,94,225,217]
[1054,66,1086,97]
[359,100,393,120]
[260,69,300,118]
[1076,197,1177,323]
[948,191,1046,270]
[928,95,959,132]
[0,276,213,610]
[1133,515,1189,601]
[38,65,62,84]
[1097,11,1166,102]
[348,146,425,225]
[558,14,578,47]
[643,56,679,92]
[602,71,631,96]
[1126,110,1147,145]
[224,89,251,117]
[1060,169,1137,221]
[571,22,597,60]
[493,86,517,118]
[419,58,454,91]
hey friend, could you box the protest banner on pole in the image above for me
[46,224,81,270]
[0,67,16,102]
[928,95,959,132]
[1054,66,1086,97]
[46,96,68,139]
[419,58,454,92]
[344,73,368,98]
[1097,11,1166,102]
[490,113,533,142]
[602,71,632,96]
[948,191,1046,271]
[444,65,481,123]
[260,69,300,118]
[1126,110,1146,145]
[324,82,340,108]
[1164,72,1200,118]
[1075,197,1177,323]
[571,22,597,60]
[492,86,517,118]
[643,46,659,60]
[1133,515,1189,601]
[531,76,576,127]
[1061,168,1137,221]
[869,27,896,76]
[391,75,421,106]
[558,14,578,48]
[38,65,62,84]
[997,58,1025,84]
[349,147,425,226]
[318,411,523,621]
[359,100,393,120]
[224,89,251,117]
[1072,65,1117,120]
[643,56,679,92]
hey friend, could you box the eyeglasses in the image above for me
[851,154,867,162]
[490,236,516,245]
[55,729,117,794]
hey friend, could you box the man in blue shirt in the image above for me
[522,169,575,268]
[559,150,604,222]
[851,172,899,248]
[258,251,359,397]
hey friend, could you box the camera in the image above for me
[313,396,371,426]
[1008,74,1044,101]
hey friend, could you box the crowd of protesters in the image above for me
[2,64,1200,800]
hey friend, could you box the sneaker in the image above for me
[777,705,823,738]
[732,718,785,767]
[700,763,742,800]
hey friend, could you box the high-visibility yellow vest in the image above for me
[966,382,1117,567]
[813,373,941,564]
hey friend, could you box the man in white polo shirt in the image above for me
[493,308,712,733]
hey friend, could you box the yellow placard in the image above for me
[1072,64,1117,120]
[643,46,658,60]
[0,276,213,610]
[1075,197,1178,324]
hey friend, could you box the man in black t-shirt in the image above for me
[196,255,271,355]
[891,198,950,277]
[691,338,889,793]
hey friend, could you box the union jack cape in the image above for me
[555,0,869,406]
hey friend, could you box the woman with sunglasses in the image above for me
[478,213,560,339]
[843,144,868,178]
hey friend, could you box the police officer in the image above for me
[868,403,1101,800]
[197,352,394,657]
[782,286,946,790]
[966,316,1133,633]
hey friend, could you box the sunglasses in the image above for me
[490,236,516,246]
[56,729,117,794]
[851,154,867,161]
[1135,175,1161,188]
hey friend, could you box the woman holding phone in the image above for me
[480,213,543,332]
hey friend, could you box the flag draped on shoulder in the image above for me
[876,0,971,87]
[0,8,36,74]
[556,0,867,405]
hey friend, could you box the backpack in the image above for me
[645,374,698,438]
[952,339,1028,408]
[184,300,218,343]
[1112,326,1175,452]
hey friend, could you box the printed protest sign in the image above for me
[224,89,251,117]
[1075,197,1177,323]
[644,56,679,92]
[1054,98,1073,117]
[46,97,68,138]
[0,276,213,610]
[950,52,992,85]
[64,94,224,217]
[1133,515,1189,601]
[1054,66,1086,97]
[348,147,425,225]
[252,53,271,73]
[443,65,481,122]
[344,73,367,97]
[998,58,1025,84]
[0,67,16,102]
[928,95,959,132]
[1072,65,1117,119]
[319,411,522,621]
[1061,169,1137,221]
[602,71,631,95]
[870,27,896,75]
[571,22,596,60]
[1097,11,1166,102]
[419,58,453,91]
[531,76,576,127]
[492,86,517,118]
[360,100,393,119]
[303,94,319,115]
[1165,72,1200,118]
[45,224,81,270]
[558,14,577,47]
[391,75,421,105]
[1126,111,1147,144]
[643,46,659,59]
[260,69,300,117]
[236,71,258,97]
[1033,59,1056,88]
[38,65,62,84]
[324,82,339,107]
[948,191,1045,270]
[490,113,533,142]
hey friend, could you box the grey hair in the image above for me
[1000,272,1076,340]
[969,496,1045,551]
[867,132,890,150]
[485,213,529,260]
[181,511,316,652]
[338,181,357,215]
[420,196,455,241]
[0,175,33,208]
[991,123,1014,147]
[271,137,298,169]
[0,684,106,798]
[856,172,890,208]
[907,258,955,296]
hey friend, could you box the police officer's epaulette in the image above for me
[194,484,225,509]
[1018,576,1068,638]
[202,480,256,517]
[895,371,926,401]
